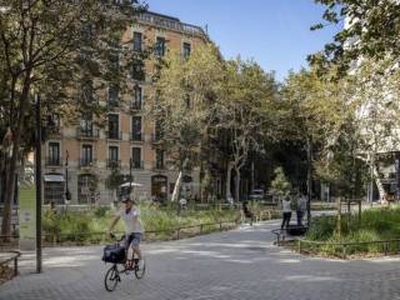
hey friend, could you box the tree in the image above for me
[216,59,278,202]
[151,44,225,202]
[282,67,348,192]
[0,0,146,238]
[350,59,400,201]
[311,0,400,72]
[270,167,291,202]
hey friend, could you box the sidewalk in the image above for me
[1,220,400,300]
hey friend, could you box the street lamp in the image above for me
[65,150,71,204]
[129,158,133,197]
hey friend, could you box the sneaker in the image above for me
[134,258,140,271]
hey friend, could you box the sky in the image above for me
[145,0,342,82]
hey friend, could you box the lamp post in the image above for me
[129,158,133,197]
[35,94,42,274]
[65,150,71,203]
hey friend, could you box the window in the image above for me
[48,142,60,166]
[131,116,142,141]
[82,80,94,104]
[81,144,93,166]
[79,112,93,136]
[108,146,119,168]
[108,84,119,107]
[183,42,191,59]
[132,59,145,81]
[44,178,64,205]
[155,37,166,56]
[108,114,120,139]
[132,85,142,110]
[155,120,164,140]
[78,174,96,204]
[156,149,165,169]
[133,32,142,52]
[109,37,120,72]
[132,147,142,169]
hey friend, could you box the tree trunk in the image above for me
[1,136,19,239]
[235,169,241,202]
[171,170,183,202]
[1,73,31,239]
[225,162,234,200]
[372,164,385,202]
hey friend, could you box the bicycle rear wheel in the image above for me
[134,257,146,279]
[104,265,120,292]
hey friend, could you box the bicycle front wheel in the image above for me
[104,265,120,292]
[134,257,146,279]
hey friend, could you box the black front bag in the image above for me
[102,244,126,263]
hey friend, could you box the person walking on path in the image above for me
[281,196,292,230]
[296,193,307,226]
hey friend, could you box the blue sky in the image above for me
[145,0,342,82]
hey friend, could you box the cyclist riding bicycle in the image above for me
[108,197,144,270]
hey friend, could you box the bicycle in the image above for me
[103,233,146,292]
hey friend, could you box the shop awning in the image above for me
[44,174,65,182]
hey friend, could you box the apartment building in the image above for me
[42,11,208,205]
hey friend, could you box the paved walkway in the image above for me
[1,220,400,300]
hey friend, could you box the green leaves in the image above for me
[312,0,400,71]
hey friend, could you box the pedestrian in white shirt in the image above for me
[281,196,292,230]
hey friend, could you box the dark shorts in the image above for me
[125,232,142,249]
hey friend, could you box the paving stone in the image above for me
[1,220,400,300]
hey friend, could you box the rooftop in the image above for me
[135,11,207,38]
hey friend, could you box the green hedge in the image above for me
[42,203,240,245]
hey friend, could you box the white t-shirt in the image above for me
[282,200,292,213]
[117,207,144,234]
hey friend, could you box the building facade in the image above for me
[42,12,208,205]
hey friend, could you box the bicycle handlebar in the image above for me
[109,232,125,242]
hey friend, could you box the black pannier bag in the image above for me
[102,244,126,263]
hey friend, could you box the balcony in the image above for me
[47,126,63,139]
[76,128,100,139]
[130,101,142,111]
[131,160,144,170]
[150,133,163,143]
[45,156,63,167]
[79,158,96,168]
[107,159,121,169]
[153,161,166,171]
[130,132,144,142]
[107,131,123,141]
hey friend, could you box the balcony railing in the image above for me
[79,158,96,168]
[130,101,142,111]
[45,156,62,167]
[150,133,163,142]
[107,131,123,140]
[76,128,100,139]
[130,132,144,142]
[131,160,144,170]
[153,161,166,171]
[107,159,121,169]
[47,127,63,138]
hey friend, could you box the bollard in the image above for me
[176,228,180,240]
[342,245,347,259]
[14,256,18,277]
